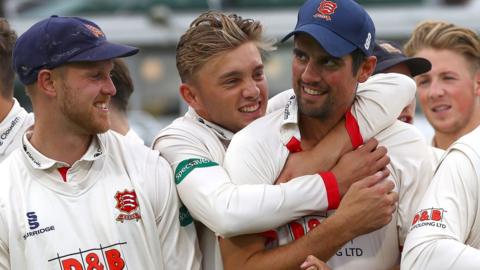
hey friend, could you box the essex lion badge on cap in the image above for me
[314,0,337,21]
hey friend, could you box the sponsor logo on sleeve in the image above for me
[115,190,141,222]
[49,242,127,270]
[23,211,55,240]
[411,207,447,230]
[174,158,218,185]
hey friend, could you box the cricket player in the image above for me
[153,10,417,270]
[221,1,436,269]
[0,18,34,162]
[0,16,200,270]
[404,21,480,150]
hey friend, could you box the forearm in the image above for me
[222,214,355,270]
[178,167,330,236]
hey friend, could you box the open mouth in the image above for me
[303,86,327,96]
[431,104,451,113]
[94,102,109,111]
[239,102,260,113]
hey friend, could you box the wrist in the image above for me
[319,171,340,210]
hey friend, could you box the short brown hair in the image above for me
[176,11,275,83]
[0,18,17,99]
[404,21,480,72]
[110,58,134,113]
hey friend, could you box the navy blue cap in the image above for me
[13,15,139,85]
[373,40,431,77]
[282,0,375,57]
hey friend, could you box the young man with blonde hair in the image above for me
[404,20,480,149]
[154,10,419,270]
[401,21,480,269]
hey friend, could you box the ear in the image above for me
[357,56,377,83]
[37,69,58,97]
[179,83,202,110]
[474,69,480,96]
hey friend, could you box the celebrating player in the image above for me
[221,0,436,269]
[0,16,200,269]
[0,18,33,162]
[153,9,418,270]
[404,20,480,149]
[401,21,480,269]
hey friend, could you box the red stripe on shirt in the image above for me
[319,171,340,210]
[344,108,364,149]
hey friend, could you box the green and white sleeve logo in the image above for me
[175,158,218,184]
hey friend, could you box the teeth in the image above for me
[432,105,450,112]
[240,103,259,113]
[304,87,323,95]
[95,103,108,110]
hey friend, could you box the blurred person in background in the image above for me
[373,40,431,124]
[0,18,33,162]
[404,20,480,150]
[110,58,144,145]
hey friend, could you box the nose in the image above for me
[301,61,321,84]
[427,79,445,100]
[242,78,260,100]
[103,76,117,96]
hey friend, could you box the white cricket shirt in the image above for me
[401,125,480,270]
[0,99,33,163]
[0,131,201,270]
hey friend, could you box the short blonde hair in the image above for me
[176,11,275,83]
[404,20,480,72]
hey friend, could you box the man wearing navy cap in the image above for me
[0,16,201,270]
[373,40,431,124]
[219,0,436,269]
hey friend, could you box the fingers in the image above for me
[358,138,378,152]
[355,170,388,188]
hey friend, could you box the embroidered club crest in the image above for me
[115,190,141,222]
[84,24,105,38]
[314,0,337,21]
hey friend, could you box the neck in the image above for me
[29,111,93,166]
[298,112,343,150]
[109,110,130,135]
[0,98,14,123]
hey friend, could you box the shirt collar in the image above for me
[185,107,235,142]
[0,99,29,153]
[21,129,105,170]
[279,95,301,145]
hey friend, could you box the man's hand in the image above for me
[332,138,389,196]
[300,255,332,270]
[332,169,398,238]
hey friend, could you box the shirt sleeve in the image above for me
[154,133,330,237]
[352,73,416,140]
[152,156,202,270]
[0,205,9,270]
[401,149,480,270]
[267,89,295,113]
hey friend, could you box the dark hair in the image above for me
[0,19,17,99]
[110,59,133,113]
[351,48,367,75]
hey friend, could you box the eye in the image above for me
[320,57,341,69]
[293,49,308,63]
[416,78,430,87]
[253,68,265,81]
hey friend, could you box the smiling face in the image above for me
[291,33,372,125]
[414,48,480,135]
[54,60,116,134]
[183,42,268,133]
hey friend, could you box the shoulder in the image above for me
[233,109,284,144]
